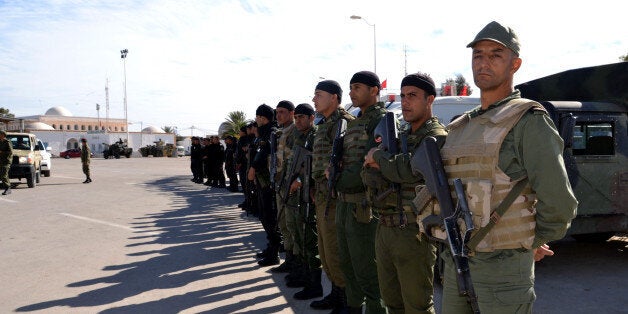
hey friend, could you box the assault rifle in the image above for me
[373,111,406,224]
[325,118,347,218]
[301,152,313,258]
[269,129,278,191]
[282,146,308,206]
[412,136,480,314]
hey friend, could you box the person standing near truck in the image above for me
[80,138,92,184]
[0,130,13,195]
[437,21,578,313]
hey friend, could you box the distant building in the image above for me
[4,106,174,157]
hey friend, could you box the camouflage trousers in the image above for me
[0,165,9,189]
[82,163,90,177]
[442,248,535,314]
[276,191,297,253]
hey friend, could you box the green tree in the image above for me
[620,52,628,62]
[162,126,175,133]
[0,107,15,118]
[440,74,472,96]
[222,111,248,138]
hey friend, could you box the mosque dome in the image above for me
[45,106,73,116]
[141,126,165,133]
[26,122,55,130]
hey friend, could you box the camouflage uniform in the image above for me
[0,134,12,191]
[275,123,297,257]
[81,143,91,178]
[440,92,578,313]
[335,102,386,313]
[311,108,352,307]
[366,117,446,314]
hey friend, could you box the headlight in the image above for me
[19,152,34,164]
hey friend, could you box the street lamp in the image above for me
[120,48,129,144]
[350,15,376,74]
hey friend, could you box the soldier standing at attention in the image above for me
[236,126,249,195]
[286,103,322,300]
[271,100,297,273]
[202,137,214,186]
[190,137,203,183]
[363,72,446,314]
[334,71,386,314]
[224,135,239,192]
[437,21,577,313]
[0,130,12,195]
[80,138,92,183]
[310,80,353,313]
[249,104,282,266]
[212,136,227,188]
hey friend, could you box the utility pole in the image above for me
[120,49,129,143]
[105,78,110,131]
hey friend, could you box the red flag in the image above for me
[461,85,468,96]
[381,79,387,89]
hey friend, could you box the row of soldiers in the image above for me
[229,21,577,314]
[189,135,239,192]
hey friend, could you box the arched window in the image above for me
[74,125,79,130]
[52,124,57,129]
[58,125,63,130]
[81,125,86,130]
[67,125,71,130]
[115,126,118,131]
[88,126,92,131]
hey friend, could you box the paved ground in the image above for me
[0,157,626,313]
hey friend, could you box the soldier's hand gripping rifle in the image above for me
[412,136,480,314]
[373,111,406,225]
[282,146,307,206]
[325,119,347,218]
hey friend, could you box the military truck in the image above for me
[6,132,43,188]
[517,61,628,241]
[103,138,133,159]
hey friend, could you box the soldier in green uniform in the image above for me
[80,138,92,183]
[285,103,322,300]
[435,21,578,313]
[271,100,297,273]
[334,71,386,314]
[363,72,446,314]
[0,130,12,195]
[311,80,352,313]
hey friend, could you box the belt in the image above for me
[337,192,365,204]
[378,211,417,228]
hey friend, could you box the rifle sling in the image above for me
[466,178,529,250]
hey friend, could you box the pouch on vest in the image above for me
[413,185,447,239]
[353,200,373,224]
[360,167,394,208]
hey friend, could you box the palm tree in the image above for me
[162,126,175,133]
[223,111,248,138]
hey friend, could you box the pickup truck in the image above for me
[7,132,42,188]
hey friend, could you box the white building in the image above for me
[4,106,175,157]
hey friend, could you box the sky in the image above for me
[1,0,626,136]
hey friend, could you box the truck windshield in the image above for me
[8,135,31,150]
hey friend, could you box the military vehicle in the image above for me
[516,61,627,241]
[103,139,133,159]
[6,132,43,188]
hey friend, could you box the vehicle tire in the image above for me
[64,155,70,159]
[27,172,36,188]
[571,232,615,243]
[125,154,131,158]
[36,170,40,184]
[42,170,51,177]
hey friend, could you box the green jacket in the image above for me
[0,138,13,166]
[81,145,91,164]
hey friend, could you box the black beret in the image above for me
[401,72,436,96]
[240,126,247,132]
[81,138,87,142]
[316,80,343,102]
[294,103,315,116]
[350,71,381,89]
[256,104,275,121]
[277,100,295,111]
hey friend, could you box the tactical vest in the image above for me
[276,123,296,174]
[367,117,447,214]
[441,98,543,252]
[312,108,354,182]
[337,103,386,194]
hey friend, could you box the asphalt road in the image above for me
[0,157,626,313]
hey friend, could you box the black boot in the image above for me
[311,284,340,310]
[256,247,269,259]
[257,246,280,267]
[2,187,10,195]
[329,287,350,314]
[270,251,294,273]
[293,268,323,300]
[285,261,307,288]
